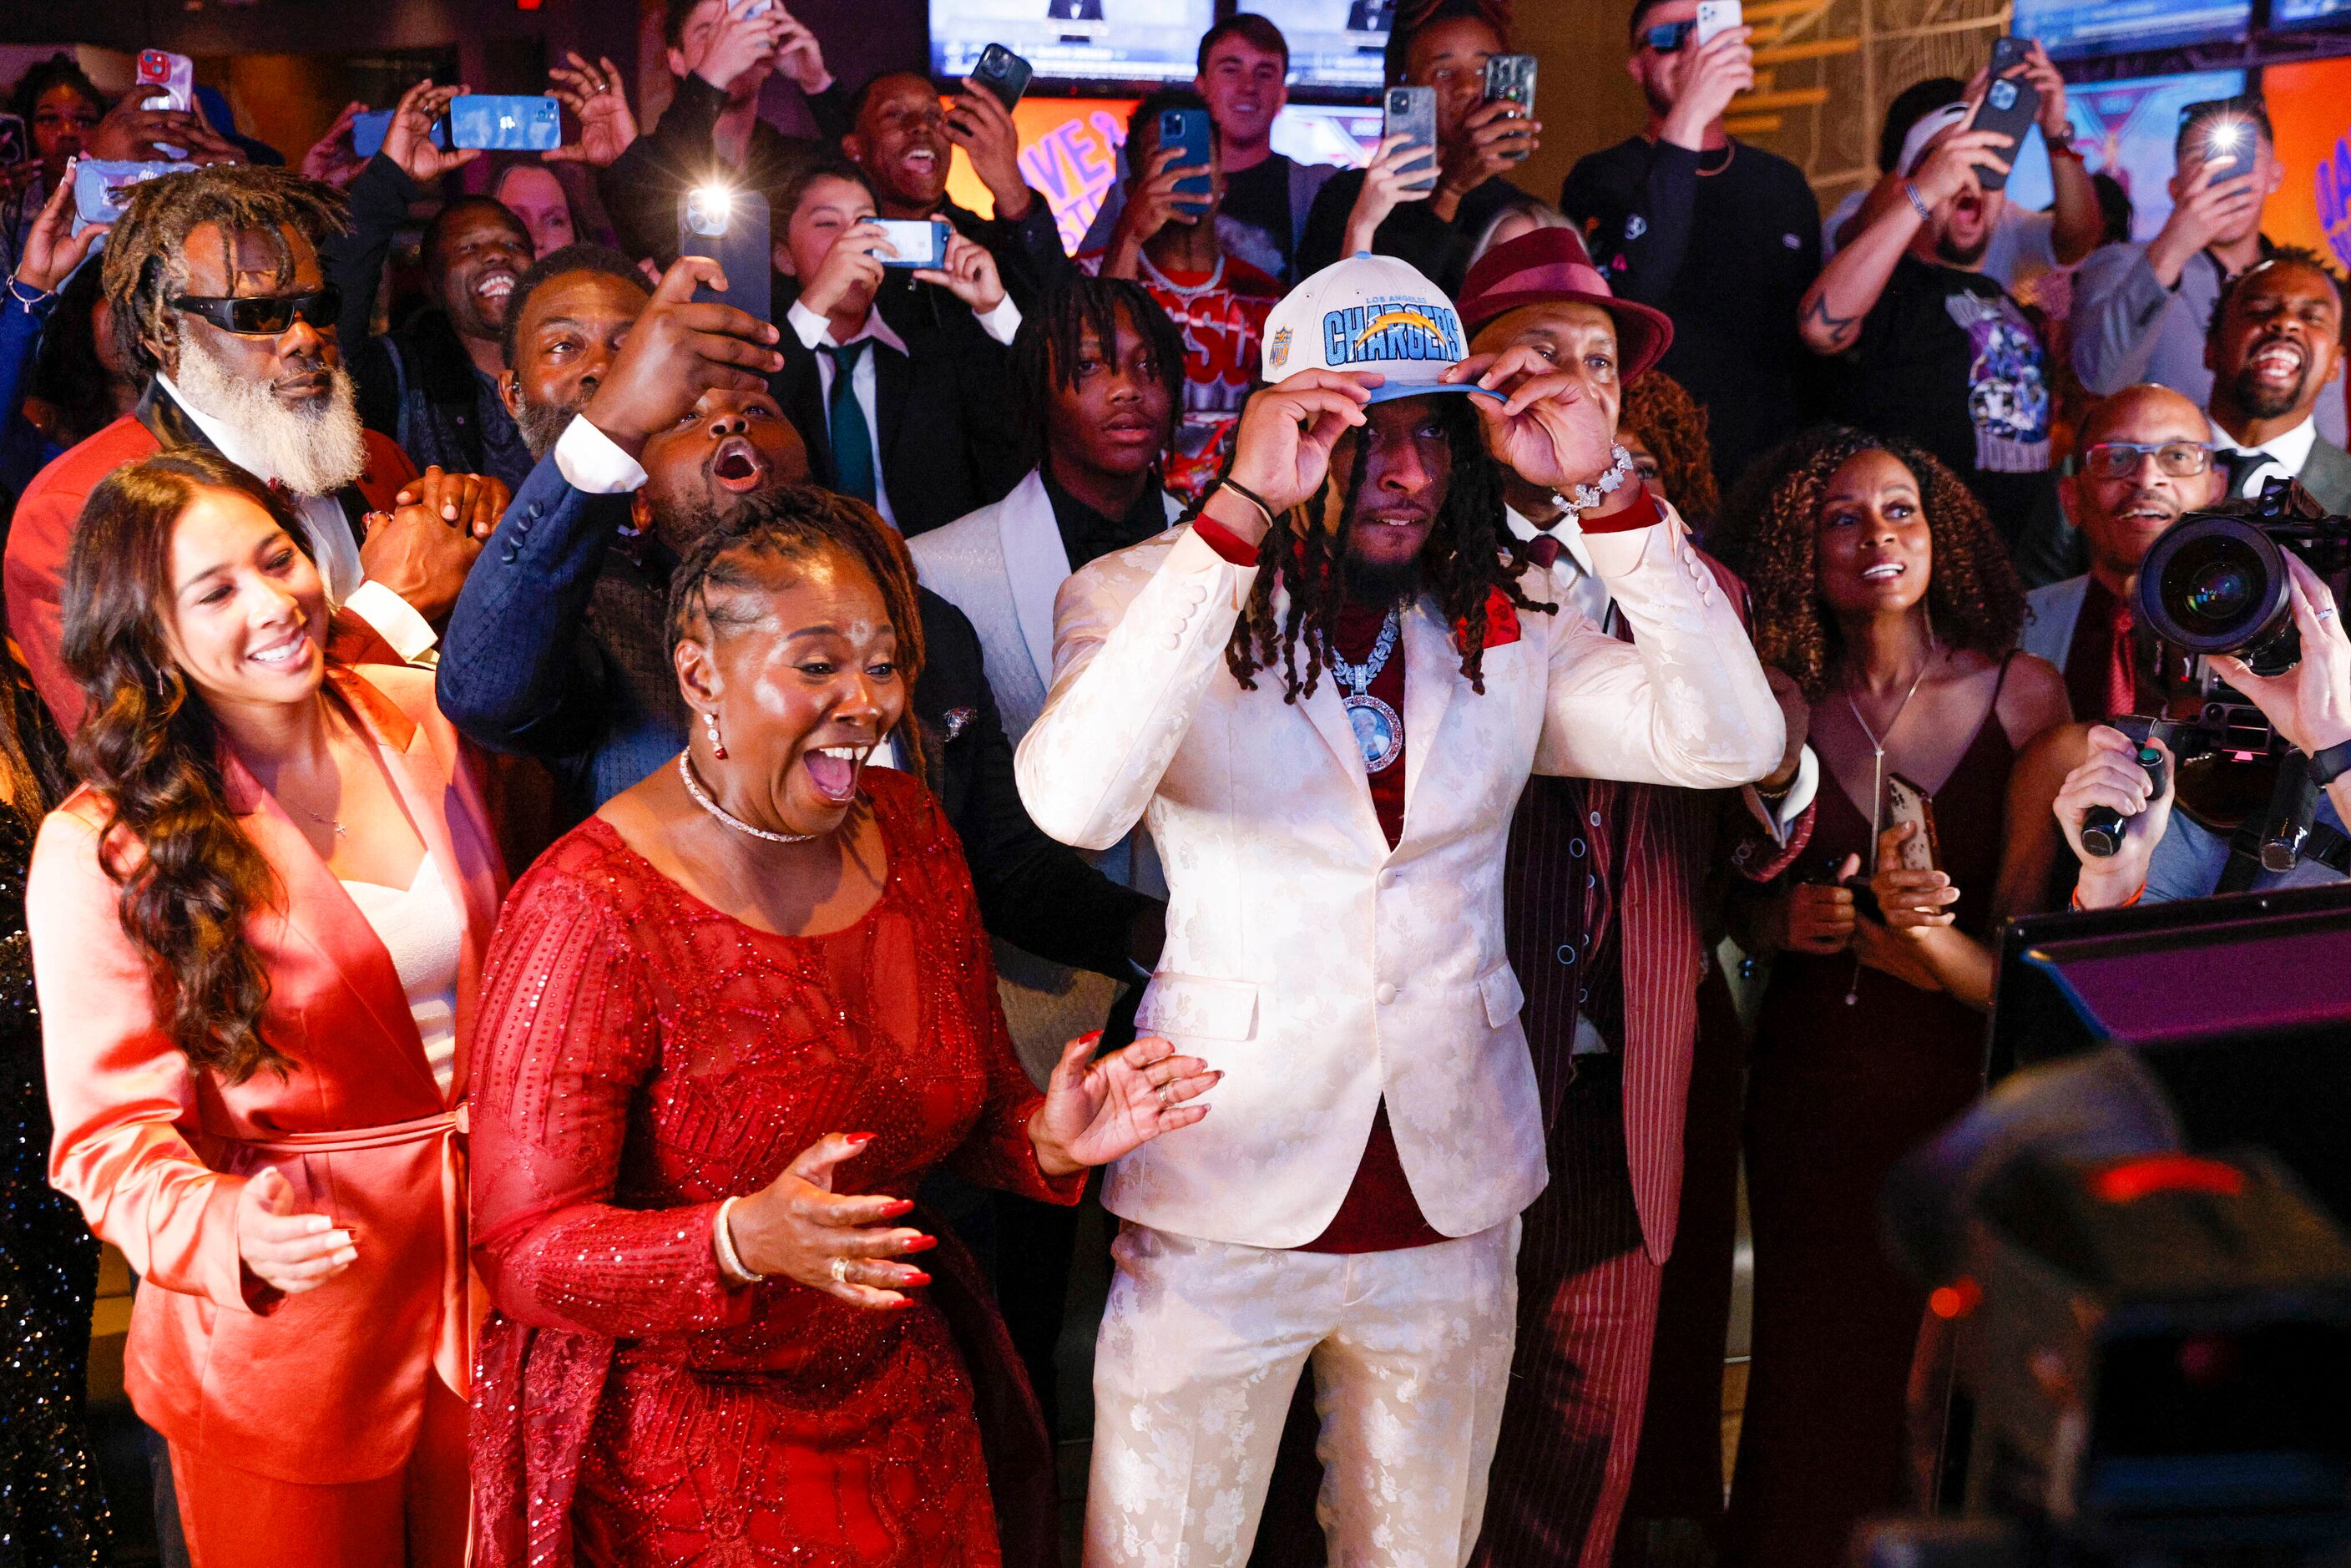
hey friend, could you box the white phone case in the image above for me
[1695,0,1742,45]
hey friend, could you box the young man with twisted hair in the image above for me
[7,164,499,730]
[1015,253,1783,1567]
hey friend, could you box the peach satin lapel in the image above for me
[217,745,437,1100]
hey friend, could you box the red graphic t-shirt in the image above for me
[1077,248,1282,503]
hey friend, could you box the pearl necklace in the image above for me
[677,753,818,844]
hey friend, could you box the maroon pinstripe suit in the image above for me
[1473,563,1810,1568]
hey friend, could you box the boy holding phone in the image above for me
[2070,95,2348,448]
[1083,88,1282,503]
[1560,0,1823,489]
[1297,0,1542,293]
[768,156,1025,535]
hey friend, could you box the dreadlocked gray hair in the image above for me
[102,164,350,379]
[1223,393,1554,701]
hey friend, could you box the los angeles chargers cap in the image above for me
[1260,251,1499,403]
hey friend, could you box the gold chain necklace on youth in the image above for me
[1838,637,1937,1005]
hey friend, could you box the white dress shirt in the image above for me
[156,374,437,662]
[2212,412,2319,500]
[785,295,1021,532]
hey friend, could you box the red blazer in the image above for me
[5,394,416,731]
[32,665,504,1485]
[1502,557,1812,1263]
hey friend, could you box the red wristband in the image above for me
[2070,880,2145,911]
[1579,486,1666,535]
[1191,513,1261,566]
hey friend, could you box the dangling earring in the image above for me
[704,711,727,760]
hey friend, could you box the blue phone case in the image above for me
[350,109,449,160]
[1162,109,1211,202]
[679,190,772,326]
[73,160,195,230]
[447,96,561,153]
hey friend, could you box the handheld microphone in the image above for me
[2081,744,2167,858]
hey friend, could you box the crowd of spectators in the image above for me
[3,3,2349,1567]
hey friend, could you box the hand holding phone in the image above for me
[1694,1,1742,46]
[1482,55,1538,164]
[1383,86,1438,193]
[448,95,561,152]
[971,44,1033,112]
[678,186,772,324]
[871,217,953,268]
[1966,38,2040,193]
[1160,108,1213,206]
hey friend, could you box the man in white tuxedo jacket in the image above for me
[1014,255,1784,1566]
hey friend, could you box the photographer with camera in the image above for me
[2058,549,2351,906]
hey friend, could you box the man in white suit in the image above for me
[1014,253,1784,1566]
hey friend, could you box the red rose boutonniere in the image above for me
[1457,586,1521,653]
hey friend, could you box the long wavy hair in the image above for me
[1717,426,2024,702]
[1620,371,1720,534]
[63,453,306,1083]
[667,483,932,780]
[1224,392,1551,701]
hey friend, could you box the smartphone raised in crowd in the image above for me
[1694,0,1742,47]
[2181,98,2257,184]
[677,186,772,325]
[972,43,1034,112]
[351,108,448,160]
[871,216,953,268]
[1383,84,1438,193]
[135,49,194,114]
[1483,54,1538,164]
[1968,35,2039,193]
[73,159,194,231]
[447,94,561,152]
[1160,106,1212,205]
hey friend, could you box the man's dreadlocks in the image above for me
[1223,393,1551,701]
[102,164,350,378]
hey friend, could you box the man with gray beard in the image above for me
[6,164,499,729]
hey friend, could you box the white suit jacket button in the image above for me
[1375,982,1398,1005]
[1377,869,1396,889]
[1160,634,1182,650]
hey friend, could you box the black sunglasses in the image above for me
[1641,18,1696,52]
[169,286,341,336]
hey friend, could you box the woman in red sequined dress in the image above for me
[468,488,1218,1567]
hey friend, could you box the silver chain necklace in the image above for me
[1838,641,1936,1005]
[676,753,818,844]
[1331,607,1405,775]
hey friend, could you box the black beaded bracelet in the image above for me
[1211,476,1278,530]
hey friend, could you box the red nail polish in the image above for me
[886,1296,916,1309]
[902,1272,933,1287]
[847,1131,877,1144]
[902,1234,938,1252]
[882,1199,915,1217]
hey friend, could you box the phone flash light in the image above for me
[2207,119,2247,153]
[685,185,734,237]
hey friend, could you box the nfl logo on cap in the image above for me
[1260,252,1494,402]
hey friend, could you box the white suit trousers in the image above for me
[1084,1216,1522,1568]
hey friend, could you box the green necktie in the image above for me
[823,340,877,504]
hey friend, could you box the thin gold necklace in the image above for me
[1838,637,1937,1005]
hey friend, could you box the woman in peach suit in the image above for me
[30,453,504,1566]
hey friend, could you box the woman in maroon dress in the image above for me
[1718,429,2070,1568]
[467,487,1218,1567]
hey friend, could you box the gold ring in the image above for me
[830,1257,852,1285]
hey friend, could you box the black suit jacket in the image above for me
[917,589,1154,977]
[774,287,1027,538]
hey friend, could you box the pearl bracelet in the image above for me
[713,1195,766,1286]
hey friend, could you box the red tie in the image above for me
[2103,594,2137,719]
[1524,532,1562,569]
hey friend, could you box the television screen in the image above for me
[931,0,1216,87]
[2015,0,2247,58]
[2274,0,2351,23]
[1241,0,1395,91]
[2029,69,2247,241]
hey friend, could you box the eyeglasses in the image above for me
[2082,440,2215,480]
[1641,19,1696,53]
[169,286,341,336]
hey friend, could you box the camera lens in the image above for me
[2139,513,2293,657]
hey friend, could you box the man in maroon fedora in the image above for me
[1459,227,1814,1568]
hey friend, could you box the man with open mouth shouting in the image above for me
[2202,248,2351,513]
[1015,252,1783,1568]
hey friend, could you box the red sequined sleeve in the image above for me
[468,858,754,1337]
[908,787,1085,1206]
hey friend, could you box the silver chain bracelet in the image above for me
[1550,443,1636,523]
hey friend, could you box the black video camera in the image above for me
[2139,478,2351,678]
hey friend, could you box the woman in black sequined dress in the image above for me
[0,659,109,1565]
